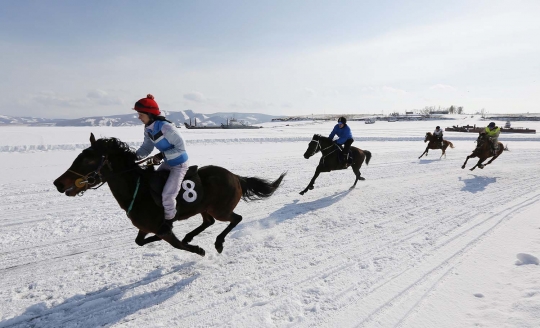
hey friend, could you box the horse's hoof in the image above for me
[196,247,206,257]
[215,243,224,254]
[359,177,366,181]
[299,191,305,195]
[461,166,465,169]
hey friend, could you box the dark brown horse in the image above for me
[461,132,504,171]
[300,134,371,195]
[53,134,285,256]
[418,132,455,159]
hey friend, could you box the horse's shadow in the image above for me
[459,175,498,193]
[232,190,352,237]
[418,158,440,164]
[1,263,199,328]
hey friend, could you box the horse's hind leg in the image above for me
[471,158,486,171]
[440,146,447,159]
[214,212,242,253]
[483,152,502,168]
[162,233,206,256]
[135,230,161,246]
[351,166,364,189]
[182,213,215,244]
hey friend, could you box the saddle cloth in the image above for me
[149,165,204,208]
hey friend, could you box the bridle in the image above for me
[307,135,338,161]
[68,155,111,194]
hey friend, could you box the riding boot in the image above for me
[156,218,173,237]
[342,153,349,167]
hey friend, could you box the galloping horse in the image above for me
[300,134,371,195]
[461,132,504,171]
[418,132,455,159]
[53,134,285,256]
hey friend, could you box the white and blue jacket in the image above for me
[136,120,188,166]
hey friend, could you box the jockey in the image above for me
[134,94,189,234]
[485,122,501,155]
[433,126,444,148]
[329,116,354,163]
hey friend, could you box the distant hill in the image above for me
[0,111,279,127]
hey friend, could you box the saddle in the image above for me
[149,165,204,208]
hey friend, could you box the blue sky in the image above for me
[1,0,539,118]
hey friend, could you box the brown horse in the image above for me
[300,134,371,195]
[418,132,455,159]
[461,132,504,171]
[53,134,285,256]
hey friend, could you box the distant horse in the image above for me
[461,132,504,171]
[300,134,371,195]
[418,132,455,159]
[53,134,285,256]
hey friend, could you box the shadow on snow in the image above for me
[232,189,352,237]
[0,263,199,328]
[459,175,498,193]
[417,159,440,164]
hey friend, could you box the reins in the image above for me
[68,155,155,196]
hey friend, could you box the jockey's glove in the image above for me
[152,152,164,165]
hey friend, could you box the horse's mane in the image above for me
[94,137,138,162]
[314,134,332,141]
[426,132,433,136]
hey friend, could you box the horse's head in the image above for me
[53,133,136,196]
[424,132,432,143]
[304,134,323,159]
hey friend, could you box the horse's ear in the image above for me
[90,133,96,146]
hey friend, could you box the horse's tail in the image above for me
[238,172,286,201]
[364,150,372,165]
[447,141,455,148]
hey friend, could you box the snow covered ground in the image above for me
[1,120,539,327]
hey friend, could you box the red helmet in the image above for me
[134,94,160,116]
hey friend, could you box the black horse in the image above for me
[53,134,285,256]
[300,134,371,195]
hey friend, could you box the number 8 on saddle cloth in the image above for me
[149,165,204,209]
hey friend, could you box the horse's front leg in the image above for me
[135,230,161,246]
[419,146,429,159]
[461,154,473,169]
[300,166,322,195]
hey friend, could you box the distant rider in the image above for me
[485,122,501,155]
[329,116,354,164]
[134,94,189,236]
[433,126,444,148]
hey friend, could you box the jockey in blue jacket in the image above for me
[329,116,354,162]
[133,94,189,235]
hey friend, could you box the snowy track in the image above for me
[1,121,539,327]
